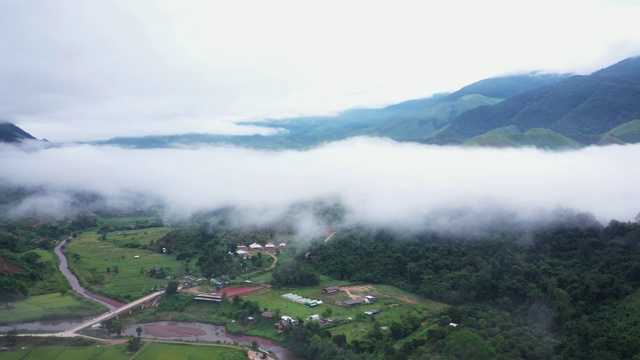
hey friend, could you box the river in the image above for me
[54,238,124,310]
[121,321,299,360]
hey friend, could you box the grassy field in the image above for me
[0,345,129,360]
[134,343,246,360]
[97,213,163,228]
[0,293,107,325]
[103,227,173,247]
[65,228,189,302]
[243,283,446,341]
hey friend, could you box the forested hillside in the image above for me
[0,214,97,299]
[306,219,640,359]
[437,56,640,145]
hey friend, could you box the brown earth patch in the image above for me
[0,256,25,274]
[218,285,270,297]
[395,295,418,305]
[339,285,376,299]
[143,323,207,337]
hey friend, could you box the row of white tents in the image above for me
[281,293,323,306]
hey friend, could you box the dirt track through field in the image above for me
[243,251,278,277]
[340,285,375,299]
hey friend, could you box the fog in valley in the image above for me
[1,138,638,237]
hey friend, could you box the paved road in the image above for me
[54,238,120,311]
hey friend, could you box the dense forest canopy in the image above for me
[302,218,640,359]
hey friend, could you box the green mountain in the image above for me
[0,122,36,143]
[100,73,569,149]
[436,56,640,146]
[602,119,640,144]
[463,128,582,149]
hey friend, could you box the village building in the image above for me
[265,243,275,248]
[249,243,263,249]
[262,311,275,320]
[335,298,365,307]
[323,286,340,294]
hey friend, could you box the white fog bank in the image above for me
[1,138,639,231]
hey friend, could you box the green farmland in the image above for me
[243,283,446,341]
[0,343,247,360]
[102,227,173,247]
[0,345,129,360]
[65,228,188,302]
[0,293,106,325]
[134,343,247,360]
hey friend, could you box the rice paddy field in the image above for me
[134,343,247,360]
[64,228,189,302]
[0,293,106,325]
[0,343,247,360]
[0,345,129,360]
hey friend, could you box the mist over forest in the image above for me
[1,138,638,237]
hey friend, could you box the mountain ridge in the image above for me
[0,121,37,143]
[436,56,640,145]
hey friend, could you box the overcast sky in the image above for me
[1,0,640,141]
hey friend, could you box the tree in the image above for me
[332,333,347,348]
[111,319,123,337]
[127,337,142,353]
[321,307,333,319]
[3,329,18,347]
[442,329,496,360]
[136,326,143,337]
[166,280,179,295]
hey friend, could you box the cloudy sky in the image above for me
[1,0,640,142]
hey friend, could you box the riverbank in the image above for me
[120,321,299,360]
[55,239,125,311]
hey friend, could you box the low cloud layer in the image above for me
[1,138,639,235]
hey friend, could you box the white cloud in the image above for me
[1,139,638,234]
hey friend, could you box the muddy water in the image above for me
[0,318,87,332]
[123,321,300,360]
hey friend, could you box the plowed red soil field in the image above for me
[218,285,270,297]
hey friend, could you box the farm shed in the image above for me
[323,286,340,293]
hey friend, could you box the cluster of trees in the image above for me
[0,250,62,299]
[156,225,272,279]
[271,260,319,287]
[306,219,640,359]
[0,214,101,300]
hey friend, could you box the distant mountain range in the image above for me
[5,56,640,149]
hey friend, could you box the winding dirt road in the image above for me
[243,251,278,277]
